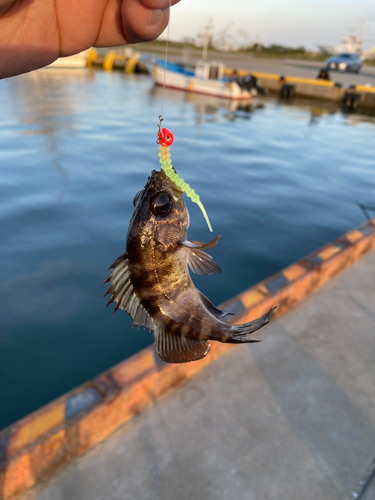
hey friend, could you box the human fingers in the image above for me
[0,0,16,16]
[121,0,171,44]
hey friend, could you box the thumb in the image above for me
[121,0,172,44]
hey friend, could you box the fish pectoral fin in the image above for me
[179,241,222,275]
[189,235,221,250]
[101,254,155,331]
[187,247,222,275]
[154,328,210,363]
[199,291,232,320]
[179,236,222,275]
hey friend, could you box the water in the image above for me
[1,69,374,430]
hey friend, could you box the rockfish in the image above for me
[103,170,273,363]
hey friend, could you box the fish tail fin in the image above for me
[229,307,276,343]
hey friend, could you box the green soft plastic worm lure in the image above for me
[157,119,213,232]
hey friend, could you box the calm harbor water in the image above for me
[0,69,374,429]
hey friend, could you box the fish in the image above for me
[102,170,274,363]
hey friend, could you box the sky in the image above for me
[164,0,375,51]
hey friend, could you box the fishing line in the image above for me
[156,0,213,232]
[160,0,172,117]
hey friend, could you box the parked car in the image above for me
[324,53,362,73]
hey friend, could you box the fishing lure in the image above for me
[157,115,213,232]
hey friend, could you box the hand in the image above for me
[0,0,179,79]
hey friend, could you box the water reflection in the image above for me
[276,94,375,126]
[343,109,375,126]
[0,258,85,326]
[150,82,375,130]
[9,68,94,132]
[6,68,96,180]
[151,85,253,124]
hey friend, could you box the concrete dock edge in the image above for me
[1,217,375,500]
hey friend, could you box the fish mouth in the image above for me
[148,170,183,195]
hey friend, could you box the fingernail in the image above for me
[146,9,164,28]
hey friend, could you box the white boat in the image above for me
[47,52,88,69]
[151,60,254,101]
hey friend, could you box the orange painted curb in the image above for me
[1,217,374,500]
[222,218,375,324]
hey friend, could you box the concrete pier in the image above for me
[89,47,375,110]
[17,249,375,500]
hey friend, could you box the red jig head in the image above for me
[158,127,174,147]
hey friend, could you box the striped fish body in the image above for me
[103,171,274,363]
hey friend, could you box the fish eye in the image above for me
[151,191,173,217]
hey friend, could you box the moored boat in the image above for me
[151,60,256,100]
[47,51,88,69]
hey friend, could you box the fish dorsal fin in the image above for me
[198,291,232,320]
[101,253,155,331]
[154,328,210,363]
[180,241,222,275]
